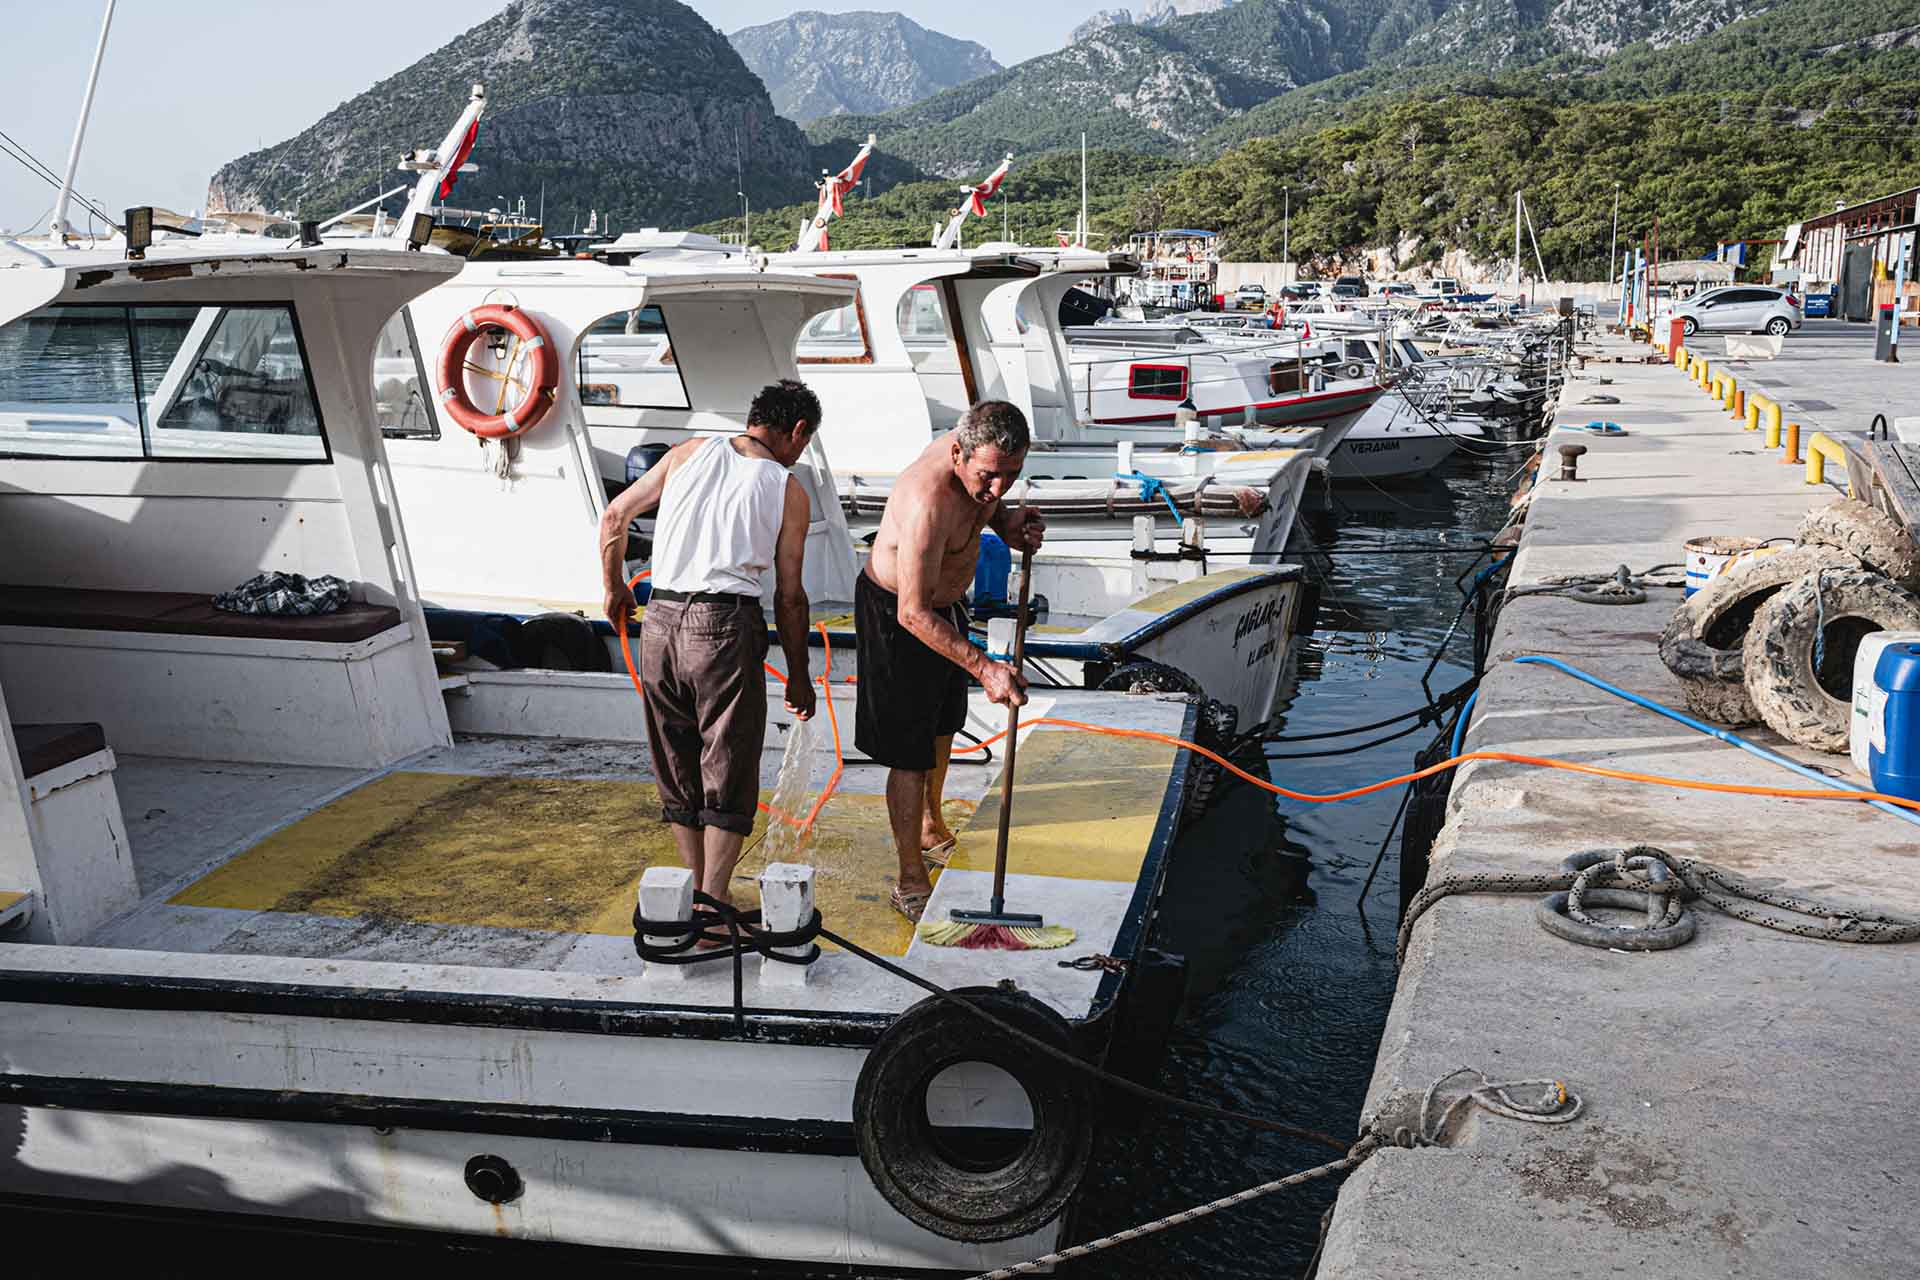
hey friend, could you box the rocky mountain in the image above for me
[730,11,1001,122]
[207,0,813,230]
[1070,0,1238,46]
[810,0,1815,178]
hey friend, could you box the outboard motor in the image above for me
[625,442,671,484]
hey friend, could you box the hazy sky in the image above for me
[0,1,1098,231]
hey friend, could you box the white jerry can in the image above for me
[1851,630,1920,778]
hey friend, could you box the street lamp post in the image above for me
[1283,186,1290,268]
[1609,182,1621,301]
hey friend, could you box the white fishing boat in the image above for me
[1062,322,1384,454]
[0,201,1289,1273]
[1324,396,1460,483]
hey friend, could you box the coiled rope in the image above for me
[1397,844,1920,966]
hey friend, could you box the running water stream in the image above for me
[1071,447,1520,1276]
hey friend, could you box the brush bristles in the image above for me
[916,920,1078,950]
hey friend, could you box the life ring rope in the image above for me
[436,303,560,439]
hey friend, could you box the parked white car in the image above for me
[1670,286,1802,337]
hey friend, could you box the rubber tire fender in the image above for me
[1743,569,1920,752]
[1657,545,1859,725]
[513,611,612,673]
[1097,660,1204,697]
[854,985,1097,1243]
[1796,498,1920,588]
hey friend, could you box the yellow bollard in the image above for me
[1675,344,1688,370]
[1746,400,1761,432]
[1781,422,1801,463]
[1806,431,1850,491]
[1723,376,1738,412]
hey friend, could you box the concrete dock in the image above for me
[1320,323,1920,1278]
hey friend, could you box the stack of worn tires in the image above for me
[1660,499,1920,750]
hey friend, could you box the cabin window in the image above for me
[1127,363,1188,401]
[374,307,439,440]
[577,305,690,409]
[796,275,872,364]
[897,284,949,344]
[0,303,328,462]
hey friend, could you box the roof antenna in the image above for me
[51,0,117,243]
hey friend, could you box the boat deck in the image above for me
[72,687,1194,1021]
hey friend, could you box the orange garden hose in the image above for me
[949,717,1920,814]
[617,569,1920,841]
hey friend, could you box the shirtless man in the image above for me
[856,400,1045,923]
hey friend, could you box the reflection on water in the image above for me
[1073,451,1515,1277]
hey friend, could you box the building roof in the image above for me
[1801,187,1920,232]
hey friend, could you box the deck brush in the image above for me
[917,540,1076,952]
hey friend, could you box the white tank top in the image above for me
[650,435,789,597]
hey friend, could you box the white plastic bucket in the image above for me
[1683,536,1774,597]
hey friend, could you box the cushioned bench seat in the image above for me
[0,584,436,769]
[0,585,401,644]
[13,722,107,778]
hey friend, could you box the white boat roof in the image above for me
[0,234,463,326]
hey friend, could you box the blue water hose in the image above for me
[1117,471,1185,525]
[1450,688,1478,758]
[1510,654,1920,829]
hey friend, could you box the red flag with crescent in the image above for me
[438,118,480,201]
[965,159,1010,218]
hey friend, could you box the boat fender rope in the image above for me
[961,1066,1582,1279]
[1116,470,1184,524]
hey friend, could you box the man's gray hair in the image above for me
[955,400,1030,458]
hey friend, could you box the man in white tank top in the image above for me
[598,380,819,923]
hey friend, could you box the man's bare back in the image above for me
[868,430,999,605]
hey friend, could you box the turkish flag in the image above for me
[438,118,480,201]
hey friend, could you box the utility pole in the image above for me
[1608,182,1621,302]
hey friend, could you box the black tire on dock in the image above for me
[1796,499,1920,588]
[1657,545,1860,724]
[854,986,1096,1243]
[1743,569,1920,752]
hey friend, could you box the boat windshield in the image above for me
[0,303,328,461]
[577,305,691,409]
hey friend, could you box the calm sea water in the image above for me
[10,448,1518,1278]
[1073,445,1518,1277]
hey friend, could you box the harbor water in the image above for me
[1073,444,1518,1276]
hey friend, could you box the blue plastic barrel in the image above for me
[974,531,1011,607]
[1869,641,1920,803]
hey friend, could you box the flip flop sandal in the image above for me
[920,837,957,868]
[889,887,930,924]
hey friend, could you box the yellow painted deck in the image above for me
[168,728,1177,959]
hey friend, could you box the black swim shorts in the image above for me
[854,570,970,771]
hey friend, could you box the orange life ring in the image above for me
[435,303,559,439]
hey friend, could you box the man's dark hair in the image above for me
[955,399,1029,458]
[748,378,821,436]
